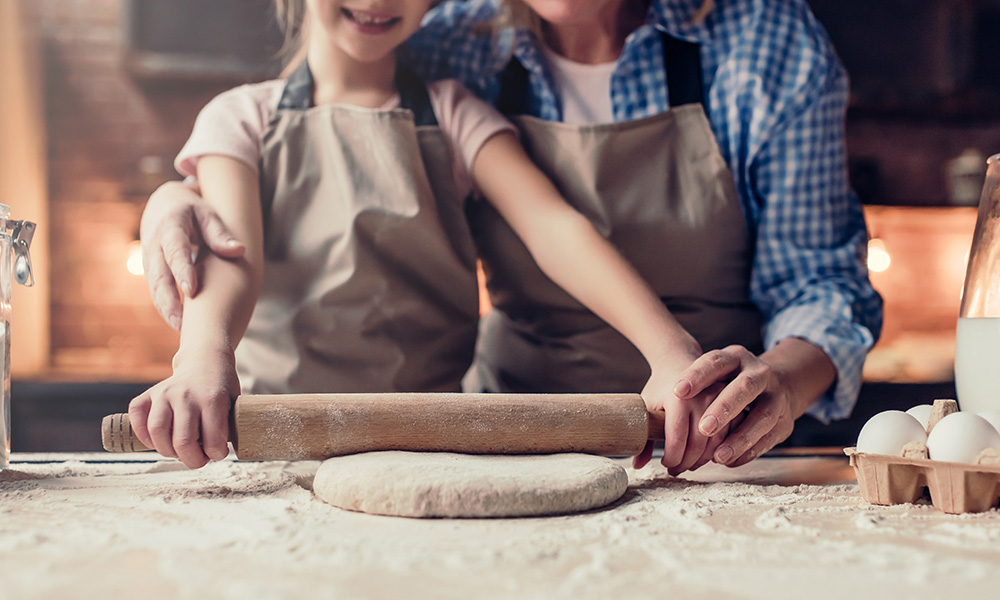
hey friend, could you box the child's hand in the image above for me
[128,344,239,469]
[633,364,728,475]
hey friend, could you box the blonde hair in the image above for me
[273,0,308,74]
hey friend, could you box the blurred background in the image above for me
[2,0,1000,451]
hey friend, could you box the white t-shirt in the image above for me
[175,78,516,200]
[541,47,615,125]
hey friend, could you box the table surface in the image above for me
[2,450,999,600]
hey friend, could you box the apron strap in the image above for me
[275,59,438,126]
[495,32,705,116]
[277,60,314,110]
[496,57,532,116]
[395,66,439,127]
[662,34,705,108]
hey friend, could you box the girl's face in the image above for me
[306,0,433,63]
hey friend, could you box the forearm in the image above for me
[524,207,700,365]
[759,337,836,420]
[176,252,260,359]
[176,155,264,361]
[473,132,700,367]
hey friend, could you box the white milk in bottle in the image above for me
[955,317,1000,413]
[956,155,1000,415]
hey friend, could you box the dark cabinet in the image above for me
[122,0,284,81]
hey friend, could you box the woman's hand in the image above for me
[127,344,240,469]
[141,180,245,331]
[674,339,836,468]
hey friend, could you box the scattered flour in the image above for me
[2,453,1000,600]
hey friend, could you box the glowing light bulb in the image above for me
[868,238,891,273]
[126,240,144,276]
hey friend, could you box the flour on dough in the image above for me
[312,451,628,518]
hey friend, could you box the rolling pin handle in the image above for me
[647,409,665,441]
[101,413,153,453]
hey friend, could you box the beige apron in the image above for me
[468,103,763,393]
[237,65,479,394]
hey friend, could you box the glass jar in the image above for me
[956,154,1000,413]
[1,203,36,468]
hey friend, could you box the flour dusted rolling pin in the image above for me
[102,392,666,460]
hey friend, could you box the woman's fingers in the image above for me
[713,395,784,465]
[699,364,768,436]
[141,182,197,327]
[689,429,727,472]
[159,218,199,301]
[142,235,184,332]
[673,347,742,399]
[196,203,246,259]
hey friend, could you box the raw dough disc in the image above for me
[312,451,629,518]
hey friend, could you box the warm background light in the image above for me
[126,240,144,276]
[867,238,891,272]
[863,206,978,383]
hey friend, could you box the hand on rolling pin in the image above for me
[631,339,727,475]
[674,339,837,468]
[128,343,239,468]
[632,363,730,475]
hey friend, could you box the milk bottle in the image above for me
[956,153,1000,413]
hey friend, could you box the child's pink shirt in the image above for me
[175,78,516,199]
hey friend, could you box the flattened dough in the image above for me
[313,451,628,518]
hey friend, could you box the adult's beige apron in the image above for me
[468,42,763,394]
[238,64,479,394]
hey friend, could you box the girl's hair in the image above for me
[491,0,543,37]
[274,0,308,74]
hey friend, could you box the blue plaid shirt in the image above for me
[403,0,883,422]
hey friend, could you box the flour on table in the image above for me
[312,451,628,518]
[5,454,1000,599]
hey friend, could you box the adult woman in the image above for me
[140,0,882,473]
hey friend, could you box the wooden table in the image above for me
[2,450,998,599]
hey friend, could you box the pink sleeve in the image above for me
[427,79,517,196]
[174,81,283,178]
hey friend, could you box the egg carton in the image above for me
[844,447,1000,514]
[845,398,1000,514]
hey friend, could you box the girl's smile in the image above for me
[339,7,402,34]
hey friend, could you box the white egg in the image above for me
[856,410,927,456]
[926,412,1000,464]
[977,409,1000,434]
[905,404,933,431]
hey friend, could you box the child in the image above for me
[128,0,711,469]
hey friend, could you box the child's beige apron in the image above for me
[238,64,479,394]
[468,36,764,393]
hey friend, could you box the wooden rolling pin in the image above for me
[102,392,666,460]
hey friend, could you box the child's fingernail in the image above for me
[180,281,192,297]
[716,446,734,463]
[190,251,198,264]
[225,238,239,247]
[673,379,691,396]
[700,415,719,435]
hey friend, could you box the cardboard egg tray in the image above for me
[844,447,1000,514]
[844,398,1000,514]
